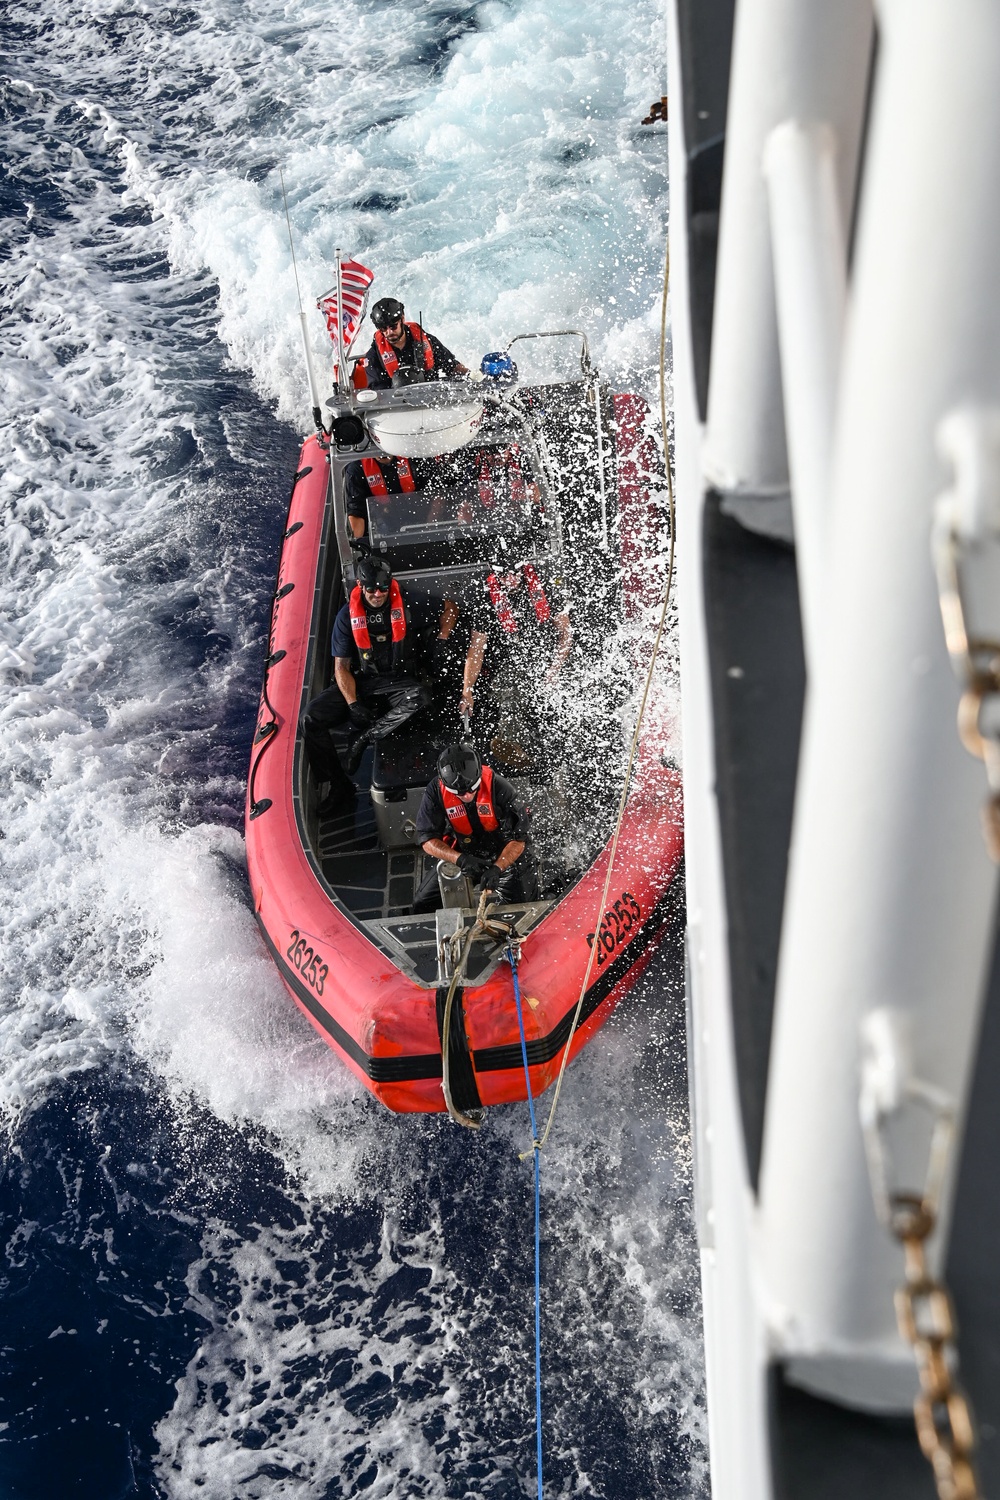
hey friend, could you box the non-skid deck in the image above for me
[318,786,431,922]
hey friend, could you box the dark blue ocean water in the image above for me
[0,2,704,1494]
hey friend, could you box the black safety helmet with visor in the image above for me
[356,554,392,595]
[437,742,482,796]
[371,297,406,331]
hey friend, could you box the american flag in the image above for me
[317,259,375,356]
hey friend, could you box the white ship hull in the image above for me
[668,0,1000,1494]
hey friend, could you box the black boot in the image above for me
[342,730,370,776]
[317,781,356,818]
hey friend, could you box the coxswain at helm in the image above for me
[362,298,469,389]
[343,448,466,541]
[301,555,458,810]
[411,742,536,913]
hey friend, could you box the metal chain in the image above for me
[860,1031,983,1500]
[919,421,1000,1493]
[932,505,1000,860]
[887,1193,982,1500]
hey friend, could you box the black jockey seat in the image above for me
[370,727,439,850]
[371,728,437,795]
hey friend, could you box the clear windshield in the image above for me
[366,441,546,545]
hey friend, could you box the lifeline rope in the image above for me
[531,242,676,1156]
[459,244,676,1498]
[508,944,544,1500]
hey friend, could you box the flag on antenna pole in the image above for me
[317,259,375,359]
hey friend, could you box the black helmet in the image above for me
[437,742,482,794]
[357,554,392,593]
[371,297,405,331]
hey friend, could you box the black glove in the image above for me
[457,852,488,878]
[479,863,504,892]
[348,700,373,728]
[349,533,371,556]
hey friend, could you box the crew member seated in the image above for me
[344,453,426,541]
[455,443,542,525]
[301,557,457,801]
[344,452,469,539]
[363,298,468,389]
[461,559,571,707]
[412,743,535,913]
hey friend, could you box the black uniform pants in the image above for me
[301,674,431,783]
[412,852,536,915]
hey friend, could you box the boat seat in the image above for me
[370,728,438,850]
[371,727,438,795]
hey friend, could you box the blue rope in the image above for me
[508,945,543,1500]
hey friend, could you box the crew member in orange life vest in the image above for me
[455,444,542,525]
[458,561,572,722]
[300,556,457,801]
[362,298,468,389]
[344,451,467,539]
[411,743,535,914]
[344,453,426,541]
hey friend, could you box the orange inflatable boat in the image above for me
[245,343,683,1115]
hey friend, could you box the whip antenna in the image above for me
[279,167,324,432]
[335,248,348,396]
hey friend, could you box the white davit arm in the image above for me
[759,0,1000,1418]
[701,0,871,500]
[763,120,847,668]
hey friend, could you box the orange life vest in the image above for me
[374,322,435,380]
[477,449,527,510]
[361,456,417,498]
[440,765,499,838]
[349,580,407,673]
[485,564,552,635]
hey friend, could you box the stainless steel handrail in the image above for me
[503,329,592,374]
